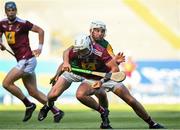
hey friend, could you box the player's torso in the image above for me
[0,18,33,60]
[70,44,111,79]
[71,54,105,71]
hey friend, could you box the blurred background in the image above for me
[0,0,180,105]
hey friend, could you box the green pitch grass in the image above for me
[0,103,180,130]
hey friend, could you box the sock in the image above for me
[51,106,60,115]
[144,117,155,126]
[46,100,54,108]
[98,105,105,114]
[22,97,32,107]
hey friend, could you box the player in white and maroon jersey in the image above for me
[0,1,63,123]
[39,34,165,129]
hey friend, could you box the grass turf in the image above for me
[0,104,180,129]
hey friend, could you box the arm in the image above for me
[31,25,44,57]
[114,52,125,65]
[106,44,125,65]
[62,46,73,71]
[0,32,6,51]
[50,63,64,86]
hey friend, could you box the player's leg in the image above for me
[21,57,61,122]
[94,89,111,129]
[22,72,47,104]
[95,89,108,108]
[2,67,35,122]
[38,76,70,121]
[76,82,112,129]
[3,67,25,99]
[112,83,165,129]
[22,72,63,123]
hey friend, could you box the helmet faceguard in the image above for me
[73,34,93,57]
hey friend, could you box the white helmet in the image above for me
[90,20,106,31]
[74,34,91,51]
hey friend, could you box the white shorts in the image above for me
[83,79,123,92]
[60,71,85,83]
[15,57,37,73]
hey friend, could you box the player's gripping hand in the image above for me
[92,81,103,89]
[50,74,59,86]
[32,49,42,57]
[33,44,43,57]
[50,75,57,86]
[50,72,62,86]
[62,62,71,72]
[0,43,6,51]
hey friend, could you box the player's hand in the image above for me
[50,74,59,86]
[115,52,125,65]
[62,62,71,72]
[32,49,42,57]
[0,43,6,51]
[92,81,102,89]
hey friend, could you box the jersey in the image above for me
[69,43,112,80]
[0,17,34,61]
[96,38,115,56]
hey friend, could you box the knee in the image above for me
[76,91,84,101]
[48,91,59,100]
[2,80,11,89]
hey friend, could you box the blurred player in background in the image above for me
[0,1,62,122]
[121,55,137,90]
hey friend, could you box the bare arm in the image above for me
[62,46,73,71]
[105,59,120,73]
[31,25,44,57]
[50,63,64,85]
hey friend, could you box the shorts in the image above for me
[15,57,37,73]
[83,79,123,92]
[60,71,85,83]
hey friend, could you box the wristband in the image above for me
[100,78,110,83]
[38,44,43,50]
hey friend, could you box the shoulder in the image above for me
[16,17,33,25]
[16,18,33,29]
[97,39,110,48]
[92,44,107,57]
[0,19,8,29]
[0,18,8,24]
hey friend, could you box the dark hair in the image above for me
[5,1,17,10]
